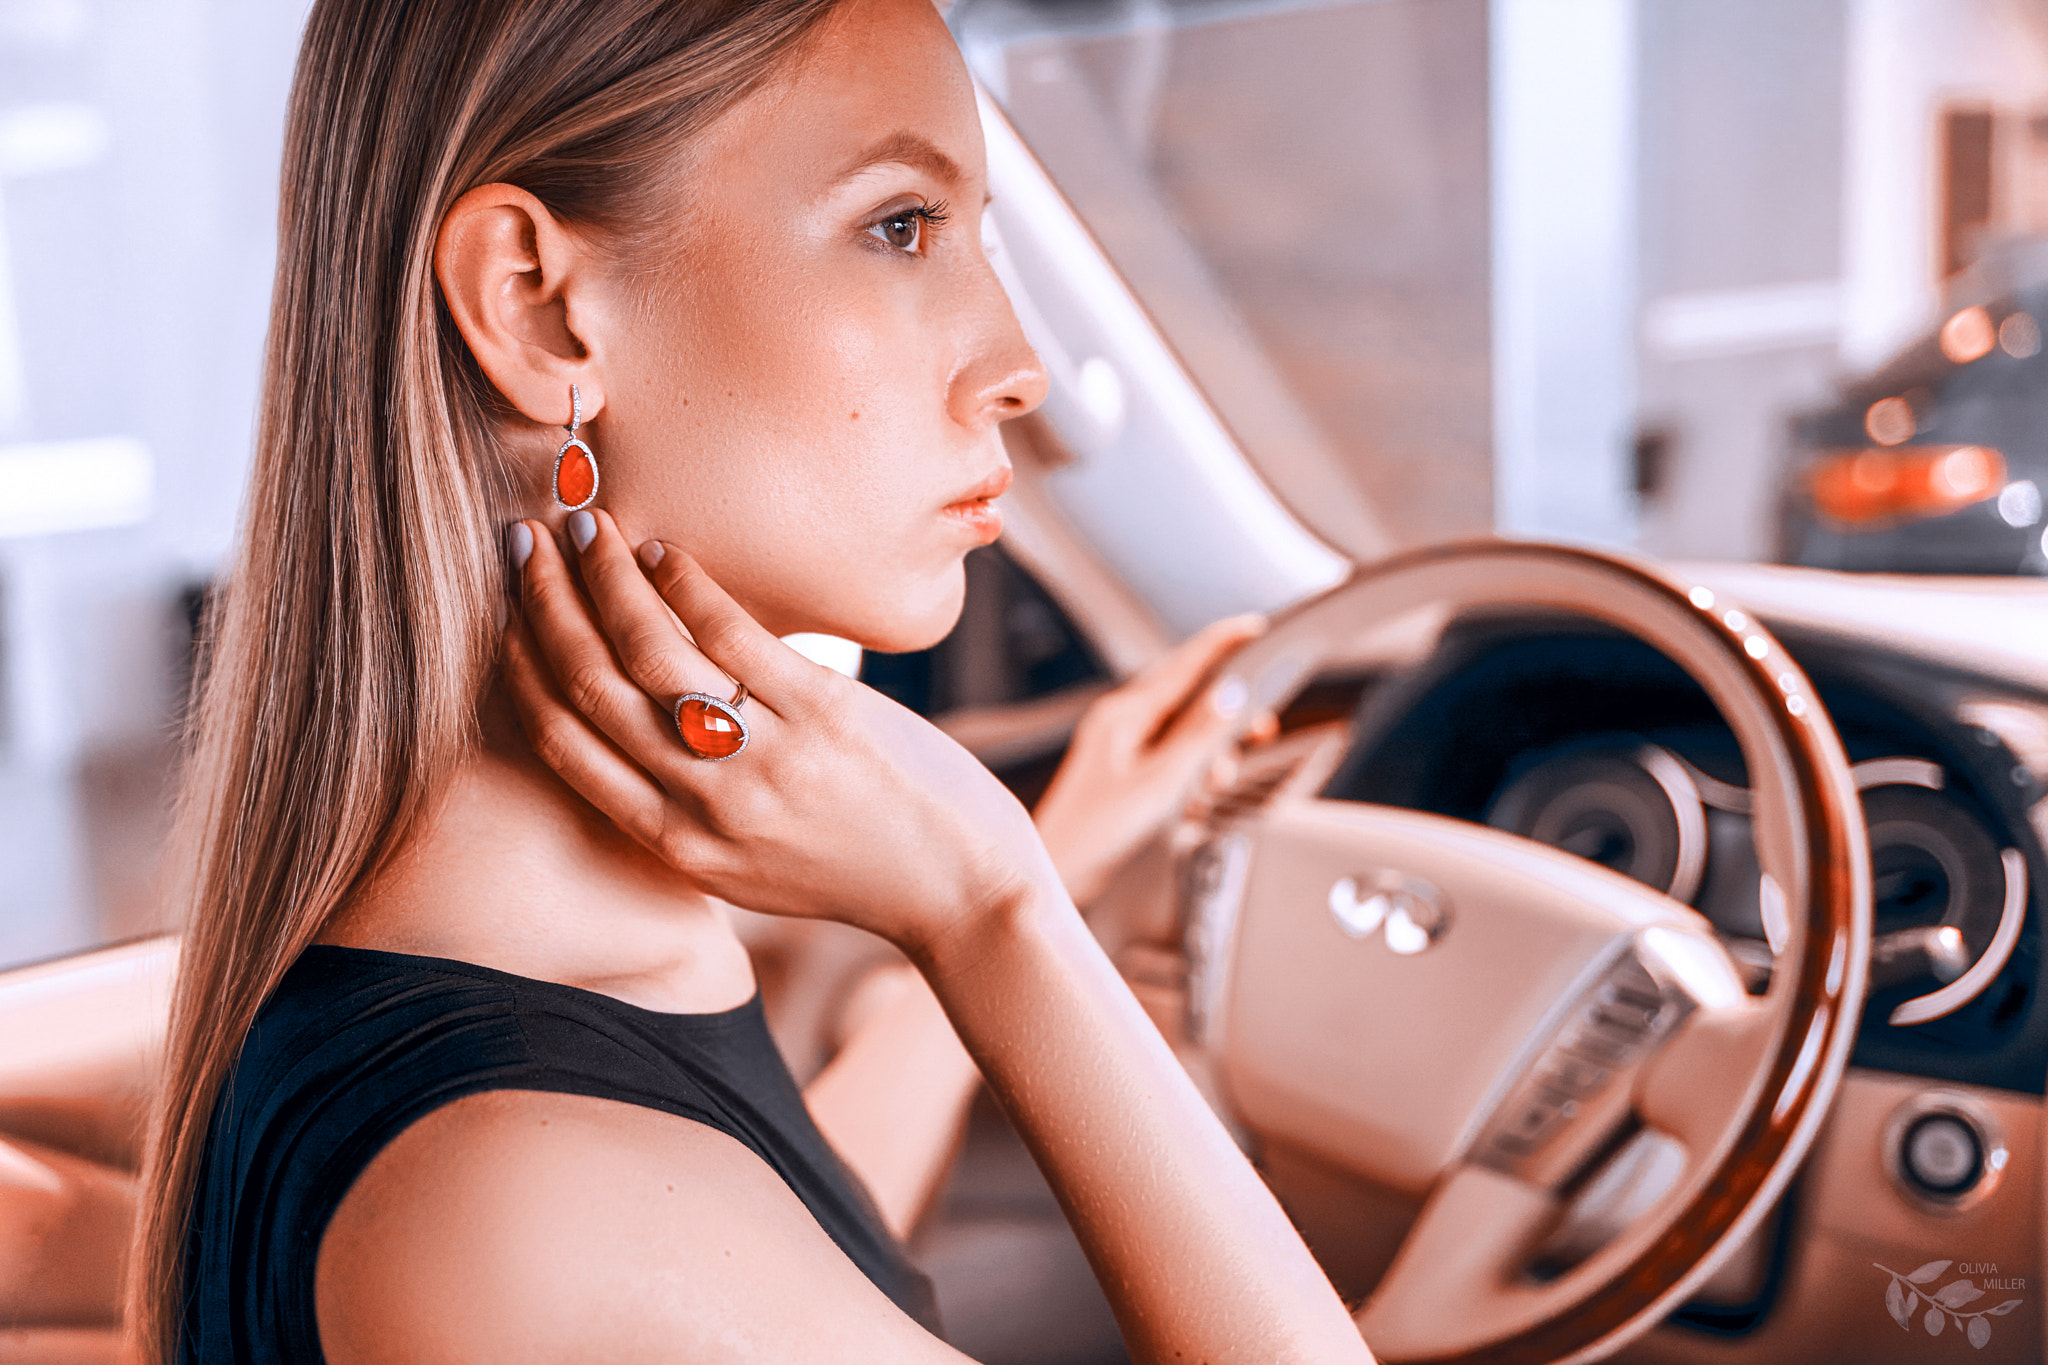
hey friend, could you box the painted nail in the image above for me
[1211,675,1250,718]
[568,509,596,552]
[638,540,665,569]
[506,522,533,571]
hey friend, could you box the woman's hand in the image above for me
[1033,615,1267,906]
[501,510,1065,960]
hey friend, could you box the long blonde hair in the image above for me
[132,0,847,1354]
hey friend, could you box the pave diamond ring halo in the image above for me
[673,682,749,760]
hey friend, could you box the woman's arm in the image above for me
[800,963,975,1237]
[803,616,1266,1237]
[915,878,1366,1363]
[316,1088,982,1365]
[480,513,1373,1364]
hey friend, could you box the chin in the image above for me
[837,564,967,655]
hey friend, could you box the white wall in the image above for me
[1630,0,1847,562]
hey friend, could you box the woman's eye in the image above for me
[866,200,946,256]
[869,211,924,253]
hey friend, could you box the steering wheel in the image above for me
[1177,542,1870,1364]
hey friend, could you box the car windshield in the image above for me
[951,0,2048,576]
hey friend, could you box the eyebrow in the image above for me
[837,131,964,186]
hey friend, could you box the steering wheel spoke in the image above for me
[1216,800,1710,1196]
[1633,997,1778,1160]
[1355,1164,1561,1358]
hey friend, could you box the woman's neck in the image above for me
[316,689,757,1014]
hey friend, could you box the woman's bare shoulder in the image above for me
[314,1089,969,1365]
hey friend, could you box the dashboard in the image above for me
[1297,614,2047,1096]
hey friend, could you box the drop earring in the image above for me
[552,383,599,511]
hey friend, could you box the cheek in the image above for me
[805,279,947,444]
[609,251,968,638]
[743,286,955,529]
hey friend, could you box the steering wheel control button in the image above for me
[1555,959,1678,1068]
[1559,1021,1634,1067]
[1592,997,1660,1036]
[1901,1113,1984,1196]
[1327,874,1449,953]
[1538,1053,1611,1097]
[1474,950,1691,1175]
[1499,1094,1579,1150]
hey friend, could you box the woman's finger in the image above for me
[517,519,684,760]
[1121,613,1265,730]
[501,617,681,853]
[636,539,827,716]
[567,510,732,707]
[1152,666,1252,759]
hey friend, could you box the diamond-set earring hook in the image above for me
[552,383,600,511]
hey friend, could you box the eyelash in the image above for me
[867,199,951,254]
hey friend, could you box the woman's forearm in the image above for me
[802,966,980,1238]
[805,774,1192,1240]
[915,884,1376,1365]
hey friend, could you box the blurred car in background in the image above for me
[1783,284,2048,576]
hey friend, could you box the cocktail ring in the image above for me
[673,682,749,761]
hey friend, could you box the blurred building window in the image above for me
[1944,106,1996,278]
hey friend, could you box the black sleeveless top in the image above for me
[178,945,938,1362]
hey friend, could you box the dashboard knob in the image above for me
[1900,1112,1984,1196]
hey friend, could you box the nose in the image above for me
[948,259,1049,430]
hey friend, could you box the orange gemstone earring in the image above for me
[552,384,599,511]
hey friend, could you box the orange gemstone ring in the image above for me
[673,682,749,761]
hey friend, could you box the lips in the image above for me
[949,465,1013,506]
[942,465,1012,545]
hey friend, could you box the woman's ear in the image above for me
[435,183,608,427]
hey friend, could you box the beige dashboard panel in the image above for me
[1618,1069,2040,1364]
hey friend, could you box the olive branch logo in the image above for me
[1876,1261,2024,1349]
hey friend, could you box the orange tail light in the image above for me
[1807,445,2008,527]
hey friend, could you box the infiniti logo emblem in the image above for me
[1328,874,1450,954]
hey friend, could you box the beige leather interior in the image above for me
[0,935,175,1363]
[1621,1072,2041,1364]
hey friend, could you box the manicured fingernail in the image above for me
[1212,676,1249,717]
[638,540,665,569]
[506,522,533,571]
[568,509,596,552]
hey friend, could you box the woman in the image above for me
[134,0,1376,1360]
